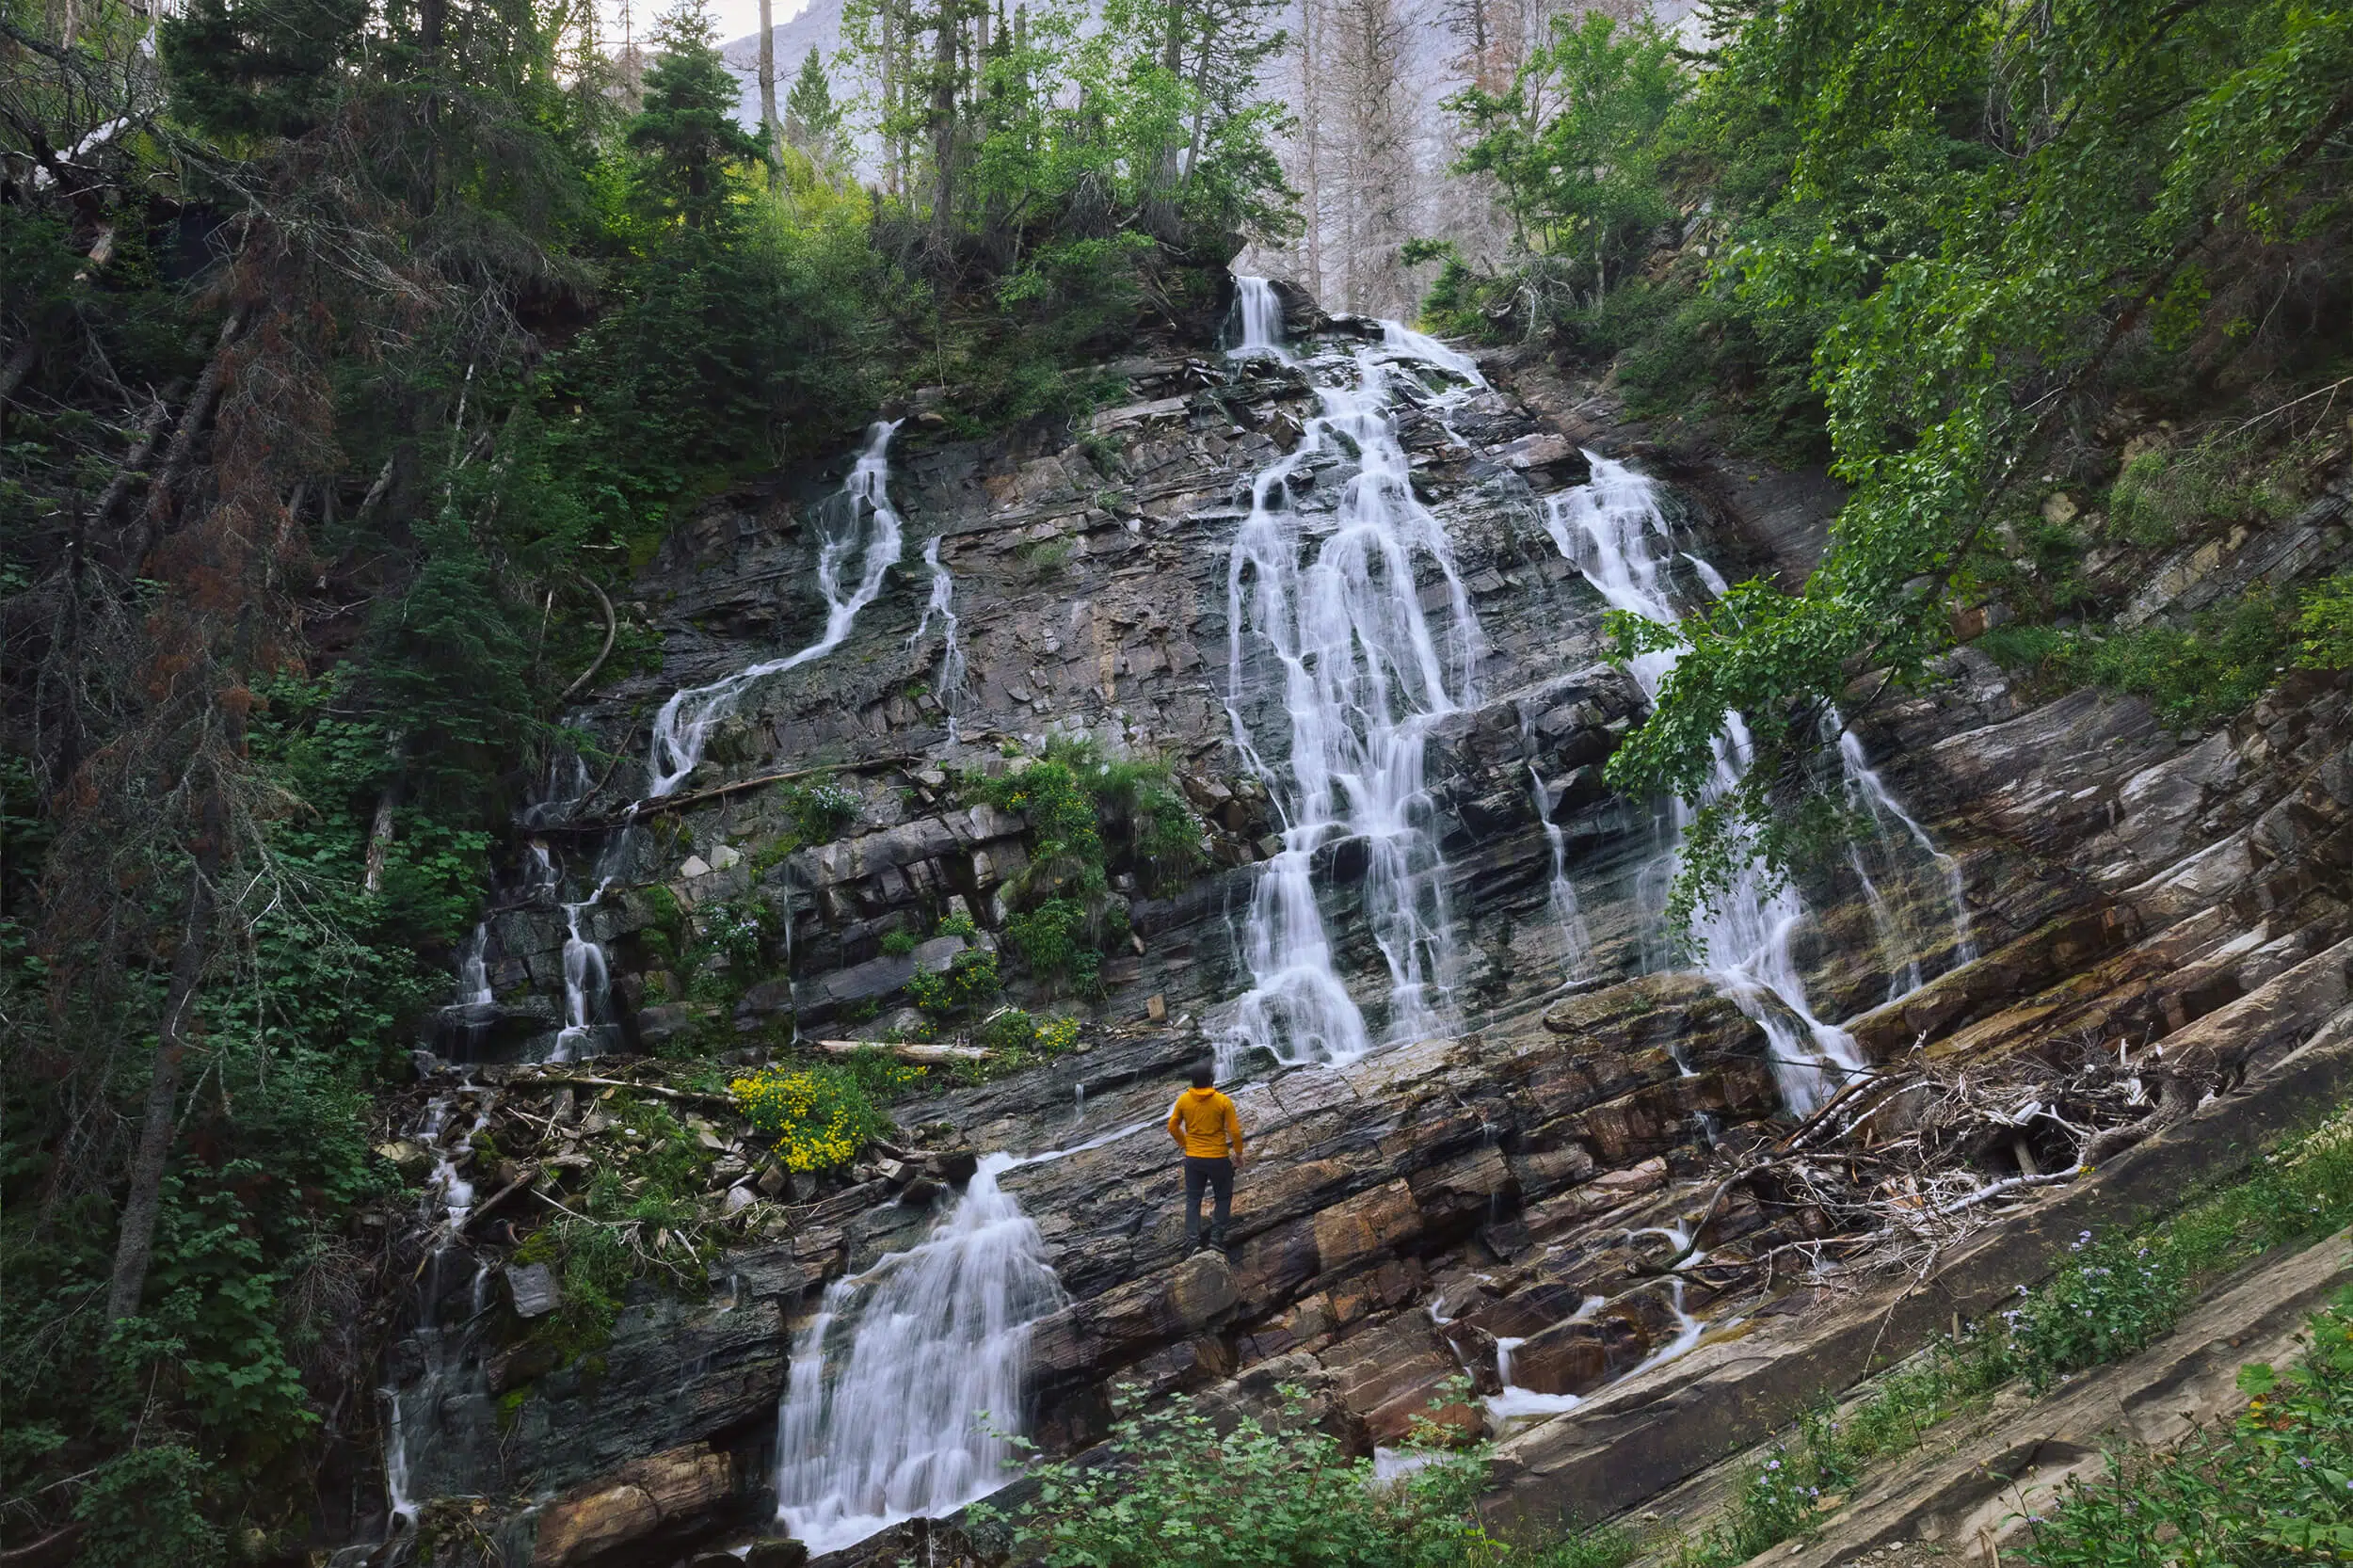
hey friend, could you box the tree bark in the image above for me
[1300,0,1322,300]
[758,0,780,187]
[131,308,245,569]
[0,335,37,444]
[105,807,222,1323]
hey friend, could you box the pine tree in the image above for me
[162,0,370,137]
[626,0,766,228]
[784,45,847,177]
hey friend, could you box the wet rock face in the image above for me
[376,317,2353,1566]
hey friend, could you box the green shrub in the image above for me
[779,779,860,841]
[2299,570,2353,670]
[2077,594,2297,729]
[2107,437,2298,550]
[936,908,979,938]
[1002,897,1090,980]
[880,929,920,956]
[983,1386,1507,1568]
[2019,1293,2353,1567]
[728,1060,907,1171]
[72,1445,225,1568]
[905,947,1001,1016]
[1975,594,2297,730]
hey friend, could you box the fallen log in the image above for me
[813,1039,992,1064]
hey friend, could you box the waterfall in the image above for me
[453,924,492,1009]
[1213,335,1486,1074]
[1838,727,1977,983]
[382,1098,493,1532]
[1518,712,1594,983]
[1231,275,1292,361]
[1541,456,1940,1113]
[908,535,966,741]
[552,901,612,1064]
[648,421,907,798]
[772,1154,1065,1555]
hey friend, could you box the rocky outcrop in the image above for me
[365,302,2353,1568]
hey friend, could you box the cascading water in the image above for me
[1231,275,1292,362]
[648,421,907,798]
[552,900,612,1064]
[1518,712,1595,983]
[772,1154,1065,1554]
[1838,726,1977,987]
[381,1096,493,1534]
[1213,333,1487,1074]
[1540,456,1966,1112]
[908,535,967,741]
[453,924,492,1009]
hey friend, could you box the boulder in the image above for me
[529,1444,734,1567]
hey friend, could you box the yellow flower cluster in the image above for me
[1036,1016,1081,1054]
[728,1068,859,1173]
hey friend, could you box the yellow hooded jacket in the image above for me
[1167,1087,1244,1161]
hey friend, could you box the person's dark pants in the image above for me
[1183,1155,1234,1248]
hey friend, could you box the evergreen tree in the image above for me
[162,0,370,138]
[785,45,848,175]
[626,0,767,228]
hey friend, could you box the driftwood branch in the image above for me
[502,1073,741,1112]
[813,1039,992,1064]
[536,755,927,833]
[557,575,618,704]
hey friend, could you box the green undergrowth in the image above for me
[979,1384,1641,1568]
[1976,592,2303,732]
[507,1092,718,1366]
[1670,1102,2353,1565]
[965,736,1204,998]
[2018,1291,2353,1566]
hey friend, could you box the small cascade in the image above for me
[1487,1336,1585,1419]
[1517,711,1594,982]
[1541,457,1937,1112]
[453,924,492,1010]
[380,1098,494,1537]
[1625,1278,1710,1376]
[648,422,907,798]
[552,901,613,1064]
[1213,332,1488,1074]
[772,1154,1065,1555]
[908,535,967,741]
[1838,727,1977,981]
[1230,275,1292,362]
[437,923,497,1060]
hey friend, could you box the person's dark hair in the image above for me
[1190,1062,1216,1089]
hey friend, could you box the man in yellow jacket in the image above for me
[1167,1062,1245,1252]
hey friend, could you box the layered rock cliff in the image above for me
[352,287,2353,1568]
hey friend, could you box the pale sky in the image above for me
[598,0,807,49]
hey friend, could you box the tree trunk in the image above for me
[758,0,780,187]
[105,814,221,1323]
[131,309,244,569]
[1300,0,1322,300]
[0,335,36,444]
[931,3,958,233]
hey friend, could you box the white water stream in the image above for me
[1232,275,1292,361]
[772,1154,1065,1554]
[1213,296,1486,1073]
[1541,457,1881,1113]
[1519,712,1595,983]
[648,421,907,798]
[908,535,967,741]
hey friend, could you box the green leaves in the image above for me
[1447,11,1687,294]
[1000,1384,1496,1568]
[1592,0,2353,919]
[2020,1293,2353,1567]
